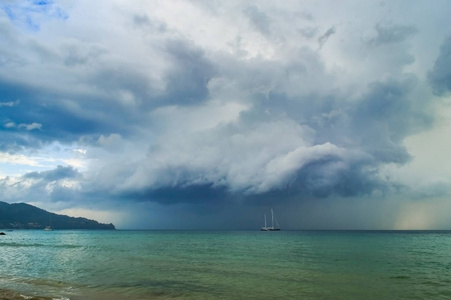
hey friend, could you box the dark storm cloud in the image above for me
[0,81,46,152]
[0,79,127,150]
[77,30,435,207]
[294,156,382,197]
[159,39,216,105]
[132,14,167,33]
[119,184,228,205]
[104,75,430,205]
[350,77,430,164]
[23,165,80,181]
[260,76,428,165]
[254,78,430,197]
[243,4,271,36]
[0,36,214,153]
[298,27,318,39]
[61,42,107,67]
[2,0,451,229]
[428,36,451,95]
[368,23,417,47]
[318,26,335,49]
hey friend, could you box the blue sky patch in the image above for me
[1,0,68,31]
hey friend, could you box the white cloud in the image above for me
[0,101,14,107]
[4,122,42,130]
[18,122,42,130]
[0,152,40,166]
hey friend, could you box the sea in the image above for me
[1,230,451,299]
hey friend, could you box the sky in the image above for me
[1,0,451,230]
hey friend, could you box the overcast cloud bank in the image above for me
[1,0,451,229]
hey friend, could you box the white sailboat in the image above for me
[44,215,53,231]
[260,209,280,231]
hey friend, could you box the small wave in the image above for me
[18,293,70,300]
[0,242,80,249]
[389,275,411,280]
[1,277,74,300]
[0,242,45,247]
[53,244,81,249]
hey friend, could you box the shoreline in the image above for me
[0,288,54,300]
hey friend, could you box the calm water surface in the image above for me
[1,230,451,299]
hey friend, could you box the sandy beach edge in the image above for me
[0,288,55,300]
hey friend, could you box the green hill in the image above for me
[0,201,115,230]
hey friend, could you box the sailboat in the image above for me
[260,209,280,231]
[44,215,53,231]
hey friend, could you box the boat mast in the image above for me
[264,213,267,228]
[271,209,274,229]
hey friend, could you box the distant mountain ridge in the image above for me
[0,201,115,230]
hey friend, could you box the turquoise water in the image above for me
[1,230,451,299]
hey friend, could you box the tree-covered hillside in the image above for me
[0,201,115,230]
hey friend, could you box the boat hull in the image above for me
[260,209,281,231]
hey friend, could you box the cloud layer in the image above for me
[1,0,451,229]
